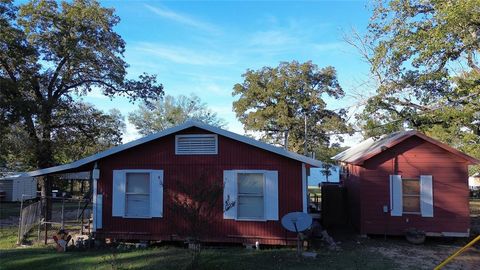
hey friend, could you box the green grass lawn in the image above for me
[2,199,479,269]
[0,225,396,270]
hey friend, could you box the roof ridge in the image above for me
[25,121,323,177]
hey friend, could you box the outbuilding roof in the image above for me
[332,130,480,165]
[24,120,323,177]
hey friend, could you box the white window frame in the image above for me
[175,134,218,155]
[235,170,267,221]
[124,169,153,219]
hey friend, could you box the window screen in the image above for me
[402,178,420,213]
[237,173,264,219]
[126,173,150,217]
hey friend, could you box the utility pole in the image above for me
[284,130,289,150]
[304,114,307,156]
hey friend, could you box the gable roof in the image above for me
[332,130,480,165]
[24,120,323,177]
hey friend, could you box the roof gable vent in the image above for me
[175,134,218,155]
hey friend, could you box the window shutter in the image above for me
[112,170,126,217]
[390,175,402,216]
[96,194,103,229]
[420,175,434,217]
[150,170,164,218]
[223,170,237,219]
[265,171,279,221]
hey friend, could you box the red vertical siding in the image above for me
[95,127,303,244]
[353,136,470,235]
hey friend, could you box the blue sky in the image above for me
[79,0,374,144]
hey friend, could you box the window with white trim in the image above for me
[223,170,278,221]
[112,170,163,218]
[237,173,265,220]
[125,173,150,217]
[175,134,218,155]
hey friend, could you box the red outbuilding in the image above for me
[333,131,479,237]
[26,121,321,245]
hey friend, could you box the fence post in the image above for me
[44,198,48,245]
[61,196,65,229]
[37,218,42,242]
[16,195,25,245]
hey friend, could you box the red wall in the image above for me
[95,127,303,244]
[345,136,470,236]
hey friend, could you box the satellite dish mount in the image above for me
[281,212,313,256]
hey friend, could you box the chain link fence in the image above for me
[17,196,92,245]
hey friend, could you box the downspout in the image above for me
[302,163,307,213]
[91,162,100,232]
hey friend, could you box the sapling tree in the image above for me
[168,173,235,269]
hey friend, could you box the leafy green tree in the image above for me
[233,60,352,155]
[0,0,163,216]
[53,105,125,164]
[1,103,125,172]
[354,0,479,173]
[129,94,226,135]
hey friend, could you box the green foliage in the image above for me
[1,102,125,171]
[358,0,480,173]
[129,94,226,136]
[314,143,349,164]
[232,60,353,155]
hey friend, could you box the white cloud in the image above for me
[249,30,296,47]
[312,42,345,52]
[145,4,220,34]
[133,42,234,66]
[123,121,141,143]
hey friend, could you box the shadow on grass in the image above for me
[0,245,397,270]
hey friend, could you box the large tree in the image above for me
[0,0,163,215]
[354,0,480,173]
[129,94,226,136]
[232,60,352,156]
[1,102,125,172]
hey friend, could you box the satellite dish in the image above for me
[281,212,312,233]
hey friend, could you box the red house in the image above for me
[26,121,321,245]
[333,131,479,237]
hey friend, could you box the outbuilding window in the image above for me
[402,178,420,213]
[390,175,433,217]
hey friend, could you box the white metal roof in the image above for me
[332,131,413,164]
[24,120,323,177]
[0,172,32,180]
[332,130,480,165]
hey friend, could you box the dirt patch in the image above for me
[368,241,480,270]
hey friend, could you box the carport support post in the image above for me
[61,196,65,229]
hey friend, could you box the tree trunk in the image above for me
[37,111,55,227]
